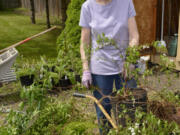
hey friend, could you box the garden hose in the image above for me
[73,93,118,130]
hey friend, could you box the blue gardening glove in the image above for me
[82,70,92,89]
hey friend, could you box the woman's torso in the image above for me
[82,0,134,75]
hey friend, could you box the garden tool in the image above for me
[0,48,18,80]
[73,93,118,129]
[0,26,57,82]
[0,26,57,54]
[158,0,166,47]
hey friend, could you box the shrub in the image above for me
[25,103,73,135]
[109,110,180,135]
[57,0,86,75]
[57,0,85,50]
[60,121,96,135]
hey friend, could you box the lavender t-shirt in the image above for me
[79,0,136,75]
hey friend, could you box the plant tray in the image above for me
[0,48,18,80]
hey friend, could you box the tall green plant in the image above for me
[57,0,85,75]
[57,0,85,49]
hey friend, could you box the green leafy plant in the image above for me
[16,67,35,79]
[24,102,73,135]
[56,0,85,81]
[20,85,47,111]
[60,121,96,135]
[109,110,180,135]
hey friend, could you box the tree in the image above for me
[45,0,51,28]
[57,0,86,74]
[0,0,3,11]
[30,0,35,24]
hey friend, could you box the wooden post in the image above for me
[176,10,180,61]
[30,0,36,24]
[45,0,51,28]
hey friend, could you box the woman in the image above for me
[79,0,139,134]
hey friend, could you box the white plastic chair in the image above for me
[0,48,18,80]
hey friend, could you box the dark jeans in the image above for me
[92,74,137,135]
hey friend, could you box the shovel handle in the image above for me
[0,26,57,53]
[73,93,86,98]
[73,92,118,130]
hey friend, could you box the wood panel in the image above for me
[133,0,157,44]
[156,0,180,40]
[21,0,62,17]
[0,0,21,9]
[176,10,180,61]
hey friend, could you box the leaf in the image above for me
[49,72,59,79]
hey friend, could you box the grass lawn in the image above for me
[0,8,62,60]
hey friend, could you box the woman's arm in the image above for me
[80,27,91,71]
[128,17,139,47]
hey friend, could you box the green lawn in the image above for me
[0,8,62,60]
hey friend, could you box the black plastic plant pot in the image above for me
[20,75,34,87]
[53,75,72,90]
[75,74,81,83]
[58,78,72,90]
[112,88,147,127]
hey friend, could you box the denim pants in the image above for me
[92,74,137,135]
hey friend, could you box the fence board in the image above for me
[0,0,21,9]
[134,0,157,44]
[21,0,62,17]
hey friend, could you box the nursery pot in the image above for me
[75,74,81,83]
[53,75,72,90]
[112,88,147,127]
[20,74,34,86]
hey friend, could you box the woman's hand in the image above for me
[82,70,92,89]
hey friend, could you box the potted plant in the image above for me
[51,63,72,90]
[16,67,35,87]
[56,35,82,90]
[94,34,149,126]
[34,57,73,90]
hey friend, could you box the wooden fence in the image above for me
[0,0,21,9]
[21,0,68,18]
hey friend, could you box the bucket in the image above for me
[112,88,147,127]
[168,34,178,57]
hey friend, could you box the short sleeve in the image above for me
[79,4,91,28]
[128,0,136,18]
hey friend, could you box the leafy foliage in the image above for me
[24,103,73,135]
[57,0,85,50]
[61,121,96,135]
[109,110,180,135]
[57,0,86,75]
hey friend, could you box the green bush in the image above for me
[25,103,73,135]
[109,110,180,135]
[57,0,85,50]
[61,121,96,135]
[57,0,86,75]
